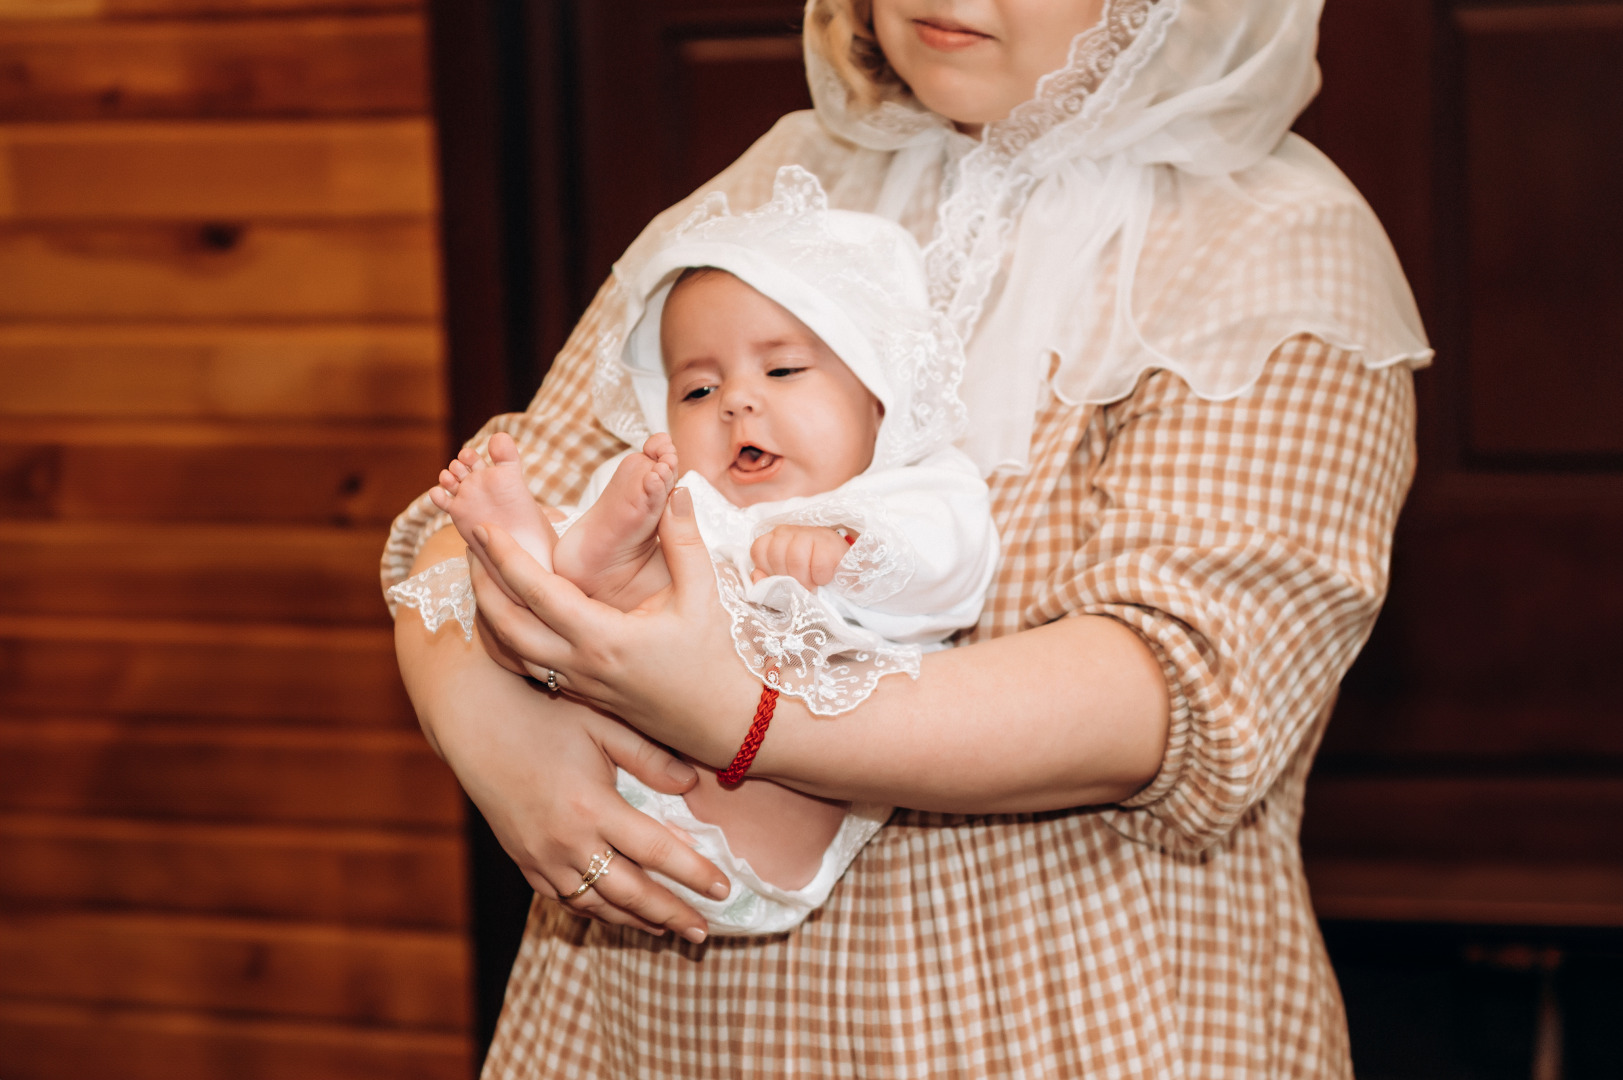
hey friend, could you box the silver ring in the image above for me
[543,669,560,692]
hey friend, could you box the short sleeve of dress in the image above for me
[1030,335,1417,854]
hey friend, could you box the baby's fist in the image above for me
[750,525,853,590]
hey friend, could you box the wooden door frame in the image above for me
[426,0,583,1058]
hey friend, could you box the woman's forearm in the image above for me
[741,614,1170,814]
[467,505,1172,820]
[393,525,497,758]
[391,525,733,937]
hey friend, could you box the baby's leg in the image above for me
[552,433,678,606]
[682,770,849,891]
[428,432,557,605]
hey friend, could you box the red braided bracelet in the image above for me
[717,670,780,786]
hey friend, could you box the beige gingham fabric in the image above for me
[383,280,1415,1073]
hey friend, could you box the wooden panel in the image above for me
[0,814,465,927]
[0,718,463,827]
[1313,0,1436,318]
[1302,774,1623,864]
[0,616,414,725]
[1326,498,1623,763]
[0,521,391,623]
[0,120,435,219]
[0,0,420,15]
[575,2,807,289]
[0,15,428,121]
[671,34,809,200]
[0,221,439,319]
[0,911,469,1028]
[0,1000,469,1080]
[1459,8,1623,459]
[1307,858,1623,927]
[0,420,443,525]
[0,324,444,423]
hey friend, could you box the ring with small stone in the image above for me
[543,669,560,693]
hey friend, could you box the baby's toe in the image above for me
[456,447,484,470]
[488,432,519,463]
[439,468,461,492]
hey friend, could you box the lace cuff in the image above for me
[713,559,921,717]
[386,557,476,641]
[753,494,917,607]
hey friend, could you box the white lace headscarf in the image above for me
[600,165,967,474]
[807,0,1432,471]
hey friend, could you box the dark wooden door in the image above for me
[1301,0,1623,931]
[564,0,813,293]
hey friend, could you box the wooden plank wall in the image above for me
[0,2,472,1077]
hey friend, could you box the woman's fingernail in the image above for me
[708,882,730,900]
[684,926,707,944]
[666,760,698,784]
[472,525,489,545]
[670,487,693,519]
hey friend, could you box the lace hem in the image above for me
[713,559,921,718]
[386,557,476,641]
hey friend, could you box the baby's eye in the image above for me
[767,366,807,379]
[682,386,715,402]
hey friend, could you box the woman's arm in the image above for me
[754,614,1168,811]
[467,507,1169,815]
[395,526,730,941]
[471,338,1417,835]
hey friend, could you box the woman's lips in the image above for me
[912,18,991,52]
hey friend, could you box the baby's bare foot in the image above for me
[553,433,678,602]
[428,432,557,604]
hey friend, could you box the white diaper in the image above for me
[616,769,891,936]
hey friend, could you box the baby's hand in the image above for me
[749,525,854,589]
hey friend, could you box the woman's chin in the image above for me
[910,82,1015,132]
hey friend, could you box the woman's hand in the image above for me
[468,487,764,768]
[395,529,730,941]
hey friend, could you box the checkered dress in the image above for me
[383,261,1416,1072]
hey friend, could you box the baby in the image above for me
[402,167,998,934]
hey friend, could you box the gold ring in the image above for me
[561,846,616,900]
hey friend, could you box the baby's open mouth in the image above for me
[729,444,782,482]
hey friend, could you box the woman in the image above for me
[386,0,1431,1073]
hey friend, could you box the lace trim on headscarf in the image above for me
[802,0,1431,472]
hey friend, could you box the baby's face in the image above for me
[661,269,882,507]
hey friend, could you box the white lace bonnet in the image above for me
[598,165,968,474]
[804,0,1434,472]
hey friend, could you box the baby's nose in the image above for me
[718,387,760,418]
